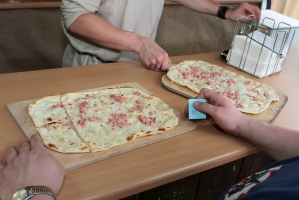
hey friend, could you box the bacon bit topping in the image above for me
[134,91,146,98]
[135,100,143,110]
[149,110,158,116]
[79,101,90,115]
[64,123,72,130]
[94,103,98,107]
[223,92,237,99]
[51,104,60,110]
[134,91,141,95]
[207,81,213,85]
[60,138,65,142]
[200,72,209,80]
[264,93,270,98]
[254,97,259,101]
[226,79,236,86]
[252,89,259,94]
[128,107,137,112]
[119,121,130,128]
[245,81,251,85]
[211,72,221,78]
[190,66,200,73]
[85,93,96,99]
[108,113,129,128]
[78,119,86,128]
[183,71,190,79]
[237,104,244,108]
[110,94,127,103]
[138,115,156,126]
[75,98,81,102]
[88,116,99,122]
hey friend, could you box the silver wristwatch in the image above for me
[11,186,56,200]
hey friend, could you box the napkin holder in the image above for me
[226,15,295,78]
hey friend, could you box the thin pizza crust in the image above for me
[167,60,279,114]
[28,87,179,153]
[28,95,65,127]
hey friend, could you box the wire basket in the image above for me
[226,15,296,78]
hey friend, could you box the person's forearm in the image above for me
[176,0,219,16]
[68,13,145,53]
[236,117,299,161]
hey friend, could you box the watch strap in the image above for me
[217,6,229,19]
[25,186,56,200]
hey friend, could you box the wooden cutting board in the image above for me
[6,82,197,171]
[162,75,288,123]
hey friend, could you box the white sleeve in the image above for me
[61,0,102,29]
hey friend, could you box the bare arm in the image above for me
[184,89,299,161]
[68,13,170,71]
[236,116,299,161]
[68,13,142,53]
[176,0,261,21]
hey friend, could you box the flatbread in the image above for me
[28,87,179,153]
[167,60,279,114]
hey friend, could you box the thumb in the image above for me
[193,101,216,115]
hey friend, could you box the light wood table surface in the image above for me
[0,45,298,199]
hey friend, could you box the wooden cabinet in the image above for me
[122,152,273,200]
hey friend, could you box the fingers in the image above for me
[193,101,217,116]
[30,134,45,152]
[228,2,261,22]
[5,146,18,165]
[184,89,215,116]
[250,5,261,21]
[196,88,215,101]
[138,40,169,72]
[245,4,260,21]
[154,64,161,71]
[242,2,261,21]
[159,58,170,72]
[19,139,31,154]
[148,58,168,72]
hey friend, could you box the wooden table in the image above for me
[0,45,298,199]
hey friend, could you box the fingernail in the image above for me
[194,102,200,106]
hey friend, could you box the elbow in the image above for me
[68,23,78,34]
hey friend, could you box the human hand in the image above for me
[0,134,65,200]
[184,89,248,135]
[138,38,171,72]
[225,2,261,22]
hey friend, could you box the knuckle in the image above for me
[150,58,156,64]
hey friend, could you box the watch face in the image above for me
[12,188,27,200]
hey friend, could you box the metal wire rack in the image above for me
[226,15,296,78]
